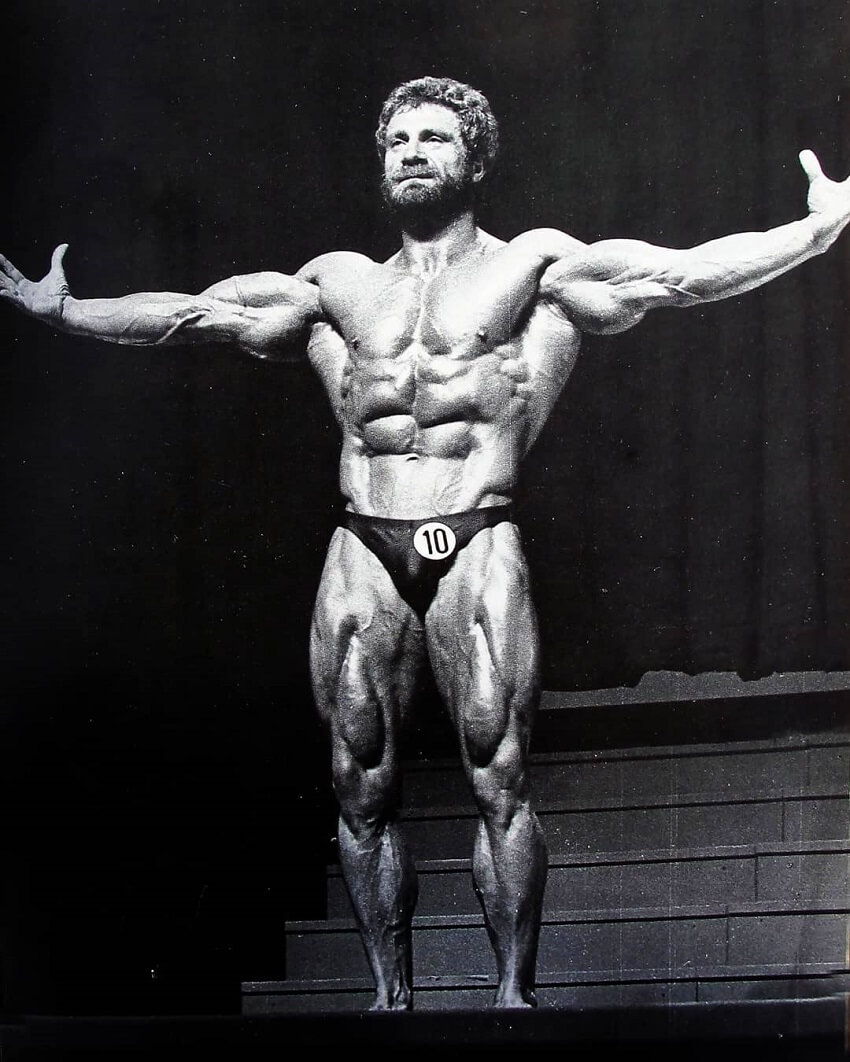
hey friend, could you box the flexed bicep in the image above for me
[197,271,322,358]
[539,241,678,334]
[201,270,317,309]
[197,270,323,359]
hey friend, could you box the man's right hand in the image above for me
[0,244,71,323]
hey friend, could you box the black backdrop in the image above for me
[1,0,848,1015]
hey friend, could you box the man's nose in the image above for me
[401,140,426,163]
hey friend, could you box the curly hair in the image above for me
[375,77,499,177]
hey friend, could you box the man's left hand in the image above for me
[799,150,850,251]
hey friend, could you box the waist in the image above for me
[339,443,519,519]
[343,503,514,529]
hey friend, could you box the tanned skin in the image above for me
[2,99,849,1010]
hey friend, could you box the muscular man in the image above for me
[2,78,849,1011]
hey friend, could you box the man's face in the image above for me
[381,103,482,218]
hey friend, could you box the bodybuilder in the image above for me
[2,78,849,1010]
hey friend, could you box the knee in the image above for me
[469,736,529,827]
[331,735,399,837]
[462,696,509,769]
[461,694,526,822]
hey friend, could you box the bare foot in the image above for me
[368,990,412,1012]
[494,984,537,1009]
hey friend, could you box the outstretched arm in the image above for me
[542,151,850,334]
[0,245,321,359]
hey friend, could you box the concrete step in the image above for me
[248,706,850,1019]
[325,840,850,919]
[400,737,849,812]
[399,792,846,860]
[284,899,850,982]
[244,963,850,1015]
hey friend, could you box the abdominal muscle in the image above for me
[338,420,519,519]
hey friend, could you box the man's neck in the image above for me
[397,210,481,277]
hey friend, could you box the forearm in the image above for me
[59,292,234,346]
[672,214,825,303]
[2,247,320,355]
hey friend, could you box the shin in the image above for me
[471,770,548,1008]
[337,801,418,1010]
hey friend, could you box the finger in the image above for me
[0,252,24,283]
[50,243,69,273]
[799,149,825,182]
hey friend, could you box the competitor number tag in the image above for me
[413,521,457,561]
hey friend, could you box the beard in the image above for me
[381,166,476,231]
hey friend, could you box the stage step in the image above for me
[326,840,850,918]
[400,791,846,860]
[281,898,850,983]
[244,963,850,1015]
[401,736,849,811]
[393,735,848,859]
[242,706,850,1016]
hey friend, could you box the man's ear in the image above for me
[471,159,485,183]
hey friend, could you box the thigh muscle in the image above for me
[425,523,540,771]
[311,528,425,769]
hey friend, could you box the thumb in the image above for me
[798,149,824,183]
[50,243,69,273]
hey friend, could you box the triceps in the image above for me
[539,269,649,335]
[539,244,703,334]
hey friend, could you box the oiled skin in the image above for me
[2,105,848,1010]
[303,233,581,515]
[303,230,580,1008]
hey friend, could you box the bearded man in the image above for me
[2,77,849,1011]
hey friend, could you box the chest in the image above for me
[321,253,542,363]
[307,250,581,436]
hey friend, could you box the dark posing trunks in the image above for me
[343,505,514,616]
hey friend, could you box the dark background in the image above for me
[1,0,848,1017]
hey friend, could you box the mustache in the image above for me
[395,166,436,181]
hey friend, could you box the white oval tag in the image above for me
[413,521,457,561]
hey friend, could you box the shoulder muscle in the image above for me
[297,251,377,286]
[510,227,588,263]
